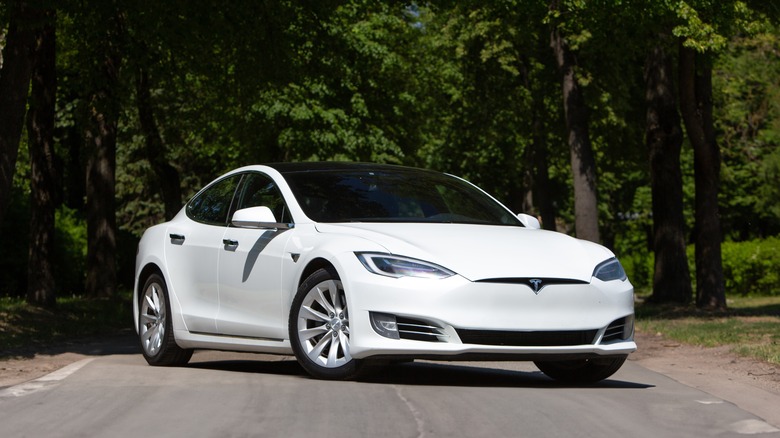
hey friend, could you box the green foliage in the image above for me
[715,28,780,238]
[625,236,780,296]
[3,0,780,307]
[761,148,780,220]
[54,206,87,295]
[721,237,780,296]
[673,1,728,51]
[620,251,654,290]
[680,238,780,297]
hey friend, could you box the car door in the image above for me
[164,174,242,334]
[216,172,294,339]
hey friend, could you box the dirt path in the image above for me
[630,330,780,393]
[0,331,139,388]
[629,329,780,428]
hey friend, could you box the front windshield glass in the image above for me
[283,168,522,226]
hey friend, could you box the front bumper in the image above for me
[339,257,636,360]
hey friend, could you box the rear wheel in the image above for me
[289,267,362,380]
[138,273,192,366]
[534,356,627,383]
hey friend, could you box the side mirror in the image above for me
[517,213,541,230]
[231,206,294,230]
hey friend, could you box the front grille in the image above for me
[601,317,630,343]
[397,317,448,342]
[456,329,598,347]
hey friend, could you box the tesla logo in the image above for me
[529,279,543,295]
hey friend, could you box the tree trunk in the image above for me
[26,9,58,307]
[530,111,556,231]
[136,68,182,220]
[678,45,726,310]
[85,105,118,298]
[549,21,600,242]
[85,13,124,298]
[645,39,692,304]
[0,0,38,226]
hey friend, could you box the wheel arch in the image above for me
[298,257,339,288]
[137,263,165,297]
[285,257,342,317]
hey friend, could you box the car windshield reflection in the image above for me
[282,169,522,226]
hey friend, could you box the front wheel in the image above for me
[534,356,627,384]
[289,267,362,380]
[138,273,192,366]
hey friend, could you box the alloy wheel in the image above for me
[296,278,352,369]
[139,280,166,357]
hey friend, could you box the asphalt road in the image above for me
[1,347,779,437]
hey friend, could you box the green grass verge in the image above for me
[635,295,780,365]
[0,293,133,355]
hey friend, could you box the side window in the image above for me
[234,173,291,223]
[186,175,241,225]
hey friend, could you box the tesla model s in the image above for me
[134,162,635,382]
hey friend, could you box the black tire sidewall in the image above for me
[534,356,627,383]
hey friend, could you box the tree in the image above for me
[0,0,37,226]
[527,91,558,231]
[134,67,181,220]
[83,5,125,298]
[548,0,600,242]
[645,33,693,304]
[2,0,775,302]
[26,7,57,307]
[672,0,753,309]
[679,46,726,309]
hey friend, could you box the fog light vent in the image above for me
[397,316,448,342]
[370,312,400,340]
[601,316,634,343]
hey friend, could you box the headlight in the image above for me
[593,257,627,282]
[356,252,455,279]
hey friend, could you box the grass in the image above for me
[0,293,133,356]
[635,295,780,365]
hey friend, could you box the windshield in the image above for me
[282,168,522,226]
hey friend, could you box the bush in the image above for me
[620,250,653,289]
[721,237,780,296]
[54,206,88,295]
[624,237,780,296]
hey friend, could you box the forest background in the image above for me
[1,0,779,311]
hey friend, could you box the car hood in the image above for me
[315,223,613,282]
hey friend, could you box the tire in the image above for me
[138,273,193,366]
[534,356,627,384]
[289,267,362,380]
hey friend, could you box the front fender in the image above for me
[281,224,388,313]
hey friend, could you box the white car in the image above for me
[134,163,636,382]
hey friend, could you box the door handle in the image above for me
[169,233,185,244]
[223,239,239,248]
